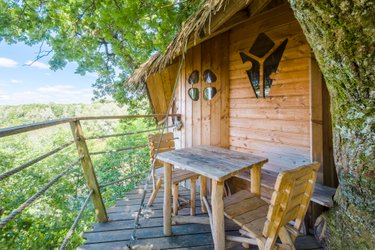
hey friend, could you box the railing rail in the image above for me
[59,189,93,250]
[0,114,181,138]
[0,157,82,230]
[90,144,148,156]
[85,124,176,140]
[0,113,181,248]
[0,140,75,181]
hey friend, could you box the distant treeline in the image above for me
[0,102,152,249]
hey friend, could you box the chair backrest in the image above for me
[148,132,175,169]
[262,162,320,241]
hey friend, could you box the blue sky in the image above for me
[0,42,97,105]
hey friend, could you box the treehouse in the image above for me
[2,0,353,249]
[123,0,338,248]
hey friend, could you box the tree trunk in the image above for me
[288,1,374,249]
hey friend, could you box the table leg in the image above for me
[163,162,172,236]
[200,176,207,213]
[250,164,262,196]
[211,180,225,250]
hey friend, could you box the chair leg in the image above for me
[200,176,207,213]
[147,177,162,207]
[278,226,296,250]
[190,177,197,216]
[172,183,179,215]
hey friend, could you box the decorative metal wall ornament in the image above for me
[188,70,200,101]
[187,69,219,101]
[239,32,288,98]
[203,69,217,83]
[203,87,217,101]
[188,70,199,84]
[188,87,199,101]
[203,69,218,101]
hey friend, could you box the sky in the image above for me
[0,42,98,105]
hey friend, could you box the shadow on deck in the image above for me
[79,185,322,250]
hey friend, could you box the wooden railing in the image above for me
[0,114,181,248]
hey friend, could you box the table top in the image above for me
[156,145,268,181]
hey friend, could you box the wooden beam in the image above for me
[76,114,181,121]
[172,215,210,225]
[185,0,273,51]
[70,120,108,223]
[0,114,181,138]
[248,0,273,16]
[202,0,251,35]
[0,118,74,138]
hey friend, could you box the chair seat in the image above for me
[155,168,199,184]
[224,190,268,237]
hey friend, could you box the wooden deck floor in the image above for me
[78,184,322,250]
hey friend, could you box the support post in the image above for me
[70,120,108,222]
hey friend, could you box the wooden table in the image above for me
[157,145,268,250]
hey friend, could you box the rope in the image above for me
[90,144,148,155]
[0,157,82,230]
[100,172,147,188]
[59,189,93,250]
[85,125,176,140]
[128,54,186,248]
[0,140,75,182]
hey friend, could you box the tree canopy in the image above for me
[0,0,201,103]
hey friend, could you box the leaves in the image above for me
[0,102,155,248]
[0,0,202,103]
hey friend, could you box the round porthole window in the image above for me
[188,87,199,101]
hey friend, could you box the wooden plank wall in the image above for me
[146,61,179,120]
[175,33,230,149]
[228,4,311,172]
[146,4,315,174]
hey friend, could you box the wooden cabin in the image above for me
[128,0,338,228]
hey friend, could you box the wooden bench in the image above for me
[236,168,336,208]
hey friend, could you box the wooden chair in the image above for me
[147,132,199,216]
[224,162,320,250]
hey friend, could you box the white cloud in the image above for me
[10,79,23,84]
[87,72,98,78]
[25,60,50,70]
[0,57,18,68]
[0,84,94,105]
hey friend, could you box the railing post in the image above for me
[70,120,108,222]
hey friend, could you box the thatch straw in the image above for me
[126,0,230,86]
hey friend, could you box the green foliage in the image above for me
[0,0,202,104]
[0,103,157,249]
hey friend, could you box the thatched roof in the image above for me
[127,0,254,85]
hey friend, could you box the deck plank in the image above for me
[79,183,322,250]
